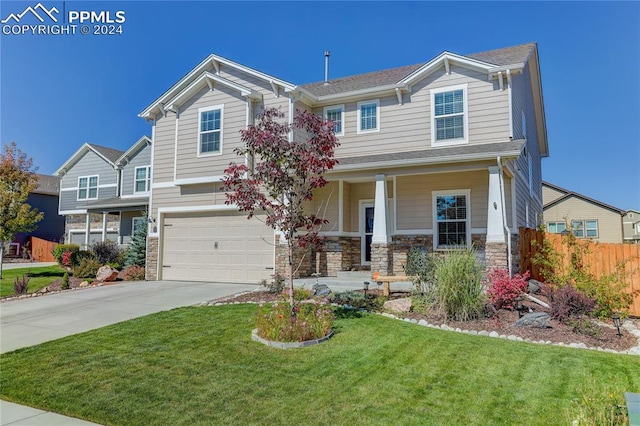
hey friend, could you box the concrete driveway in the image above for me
[0,280,260,354]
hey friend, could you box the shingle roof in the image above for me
[88,144,124,164]
[33,174,60,195]
[300,43,537,97]
[84,197,149,210]
[542,182,625,215]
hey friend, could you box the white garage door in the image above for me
[161,211,274,283]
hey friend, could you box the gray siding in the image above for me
[59,150,118,212]
[121,142,152,196]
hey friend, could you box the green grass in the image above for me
[1,305,638,425]
[0,266,66,297]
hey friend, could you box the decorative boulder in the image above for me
[383,298,412,313]
[312,284,332,297]
[527,279,543,294]
[79,281,90,287]
[516,312,550,328]
[96,266,119,283]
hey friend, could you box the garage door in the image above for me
[161,211,274,283]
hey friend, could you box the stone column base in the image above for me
[485,242,508,272]
[146,237,158,280]
[371,243,392,275]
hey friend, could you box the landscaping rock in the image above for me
[312,284,331,297]
[383,298,412,313]
[79,281,90,287]
[96,266,119,282]
[528,279,543,294]
[516,312,551,328]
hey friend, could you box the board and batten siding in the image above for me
[59,150,118,212]
[543,197,623,243]
[312,65,510,160]
[121,143,152,196]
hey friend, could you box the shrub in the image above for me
[404,247,436,294]
[545,284,595,322]
[486,269,530,310]
[330,290,367,309]
[433,246,486,321]
[52,244,79,265]
[565,317,603,338]
[256,301,333,342]
[13,274,30,295]
[124,217,147,267]
[260,273,285,294]
[90,240,123,265]
[73,257,101,279]
[122,265,145,281]
[61,272,69,290]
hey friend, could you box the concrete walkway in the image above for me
[0,279,260,425]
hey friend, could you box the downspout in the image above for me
[497,156,512,276]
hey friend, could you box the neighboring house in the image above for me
[542,181,625,243]
[10,174,65,257]
[139,42,548,282]
[54,136,152,249]
[623,209,640,244]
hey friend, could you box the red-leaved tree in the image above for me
[222,108,339,309]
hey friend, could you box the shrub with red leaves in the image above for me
[545,284,595,322]
[487,269,530,310]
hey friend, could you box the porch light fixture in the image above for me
[612,313,622,337]
[514,297,524,318]
[364,281,370,298]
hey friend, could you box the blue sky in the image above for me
[1,1,639,210]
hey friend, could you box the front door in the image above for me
[361,202,374,264]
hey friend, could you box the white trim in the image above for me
[507,70,513,138]
[119,194,151,200]
[152,181,175,189]
[357,99,380,134]
[338,180,344,234]
[399,52,498,86]
[173,110,179,181]
[54,143,117,176]
[77,175,99,201]
[430,83,469,147]
[393,176,398,235]
[62,183,117,192]
[157,204,239,215]
[115,135,152,166]
[197,104,224,157]
[59,209,88,215]
[173,176,225,186]
[359,200,375,265]
[323,104,345,136]
[133,165,151,194]
[432,189,472,250]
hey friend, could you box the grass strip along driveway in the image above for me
[0,266,65,297]
[1,304,638,425]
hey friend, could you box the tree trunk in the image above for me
[288,240,294,313]
[0,243,4,279]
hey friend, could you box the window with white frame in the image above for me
[433,190,470,248]
[198,105,223,155]
[132,217,146,235]
[431,84,468,145]
[357,100,379,133]
[78,175,98,200]
[572,219,598,238]
[134,166,151,193]
[324,105,344,136]
[547,221,566,234]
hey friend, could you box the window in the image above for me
[357,100,379,133]
[547,222,566,234]
[324,105,344,136]
[198,105,223,155]
[433,190,470,248]
[132,217,146,235]
[431,84,468,145]
[571,220,598,238]
[78,175,98,200]
[134,166,151,193]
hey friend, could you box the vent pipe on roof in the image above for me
[324,51,330,85]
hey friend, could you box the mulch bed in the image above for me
[213,289,639,352]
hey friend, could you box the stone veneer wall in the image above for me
[146,236,158,280]
[65,213,120,242]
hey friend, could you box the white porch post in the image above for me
[486,166,506,243]
[101,212,108,242]
[84,213,90,248]
[372,174,389,244]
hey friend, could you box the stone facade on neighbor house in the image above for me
[139,42,548,283]
[542,182,627,244]
[54,136,152,250]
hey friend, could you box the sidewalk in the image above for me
[0,401,100,425]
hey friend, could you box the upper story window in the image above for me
[78,175,98,200]
[198,105,223,156]
[324,105,344,136]
[547,221,566,234]
[357,100,379,133]
[433,190,471,249]
[572,220,598,238]
[431,84,468,146]
[134,166,151,193]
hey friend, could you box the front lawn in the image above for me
[0,305,637,425]
[0,266,66,297]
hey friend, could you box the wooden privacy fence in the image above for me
[519,227,640,317]
[30,236,58,262]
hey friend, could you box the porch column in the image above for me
[84,213,90,248]
[371,174,392,275]
[101,212,108,242]
[486,166,505,243]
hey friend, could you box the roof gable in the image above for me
[54,143,123,176]
[116,135,151,166]
[543,187,625,216]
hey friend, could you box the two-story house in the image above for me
[623,210,640,244]
[54,136,152,249]
[140,42,547,283]
[542,181,625,243]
